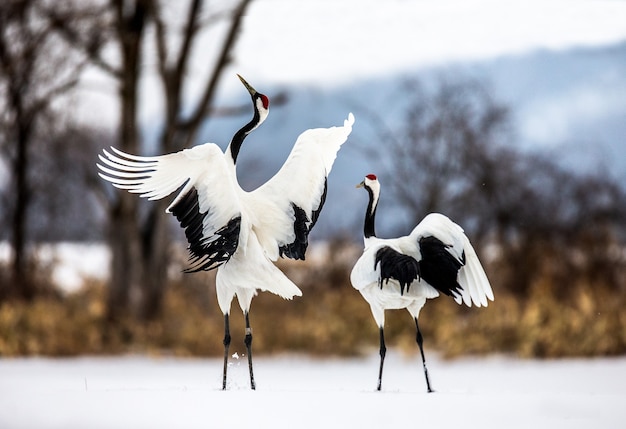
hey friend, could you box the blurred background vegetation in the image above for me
[1,0,625,359]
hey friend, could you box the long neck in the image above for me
[364,186,379,239]
[228,105,263,164]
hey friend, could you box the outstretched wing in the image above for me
[409,213,494,307]
[249,113,355,261]
[97,145,244,272]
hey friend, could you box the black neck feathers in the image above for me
[229,98,262,164]
[364,186,377,239]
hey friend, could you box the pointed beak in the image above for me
[356,180,365,189]
[237,74,257,96]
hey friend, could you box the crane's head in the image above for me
[357,174,381,206]
[357,174,379,191]
[237,74,269,126]
[357,174,380,238]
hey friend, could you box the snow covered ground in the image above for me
[1,353,625,429]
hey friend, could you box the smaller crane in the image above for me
[350,174,493,392]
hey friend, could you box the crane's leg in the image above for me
[415,318,433,393]
[222,314,231,390]
[377,326,387,391]
[244,311,256,390]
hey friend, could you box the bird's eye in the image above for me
[260,94,269,109]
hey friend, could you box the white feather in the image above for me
[250,113,354,259]
[216,233,302,315]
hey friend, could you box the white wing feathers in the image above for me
[257,112,354,205]
[251,113,355,259]
[409,213,465,260]
[97,144,245,265]
[410,213,494,307]
[457,236,494,306]
[97,145,232,210]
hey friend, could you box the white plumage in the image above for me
[350,174,493,391]
[97,75,355,390]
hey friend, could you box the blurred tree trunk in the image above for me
[0,2,39,300]
[50,0,148,323]
[0,0,90,300]
[61,0,254,321]
[7,94,34,299]
[105,0,148,324]
[139,0,252,320]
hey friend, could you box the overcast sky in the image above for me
[231,0,626,86]
[76,0,626,125]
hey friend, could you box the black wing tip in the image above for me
[418,235,465,298]
[170,188,242,272]
[280,178,329,261]
[374,246,420,295]
[279,203,310,261]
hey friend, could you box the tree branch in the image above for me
[175,0,202,82]
[178,0,252,145]
[151,1,168,79]
[43,2,120,78]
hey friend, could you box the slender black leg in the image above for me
[222,314,231,390]
[415,318,433,393]
[244,311,256,390]
[377,326,386,391]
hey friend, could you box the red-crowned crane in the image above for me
[97,75,355,390]
[350,174,493,392]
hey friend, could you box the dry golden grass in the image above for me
[1,244,625,358]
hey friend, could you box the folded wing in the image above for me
[410,213,494,307]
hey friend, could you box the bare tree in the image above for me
[0,0,103,299]
[364,77,511,237]
[57,0,254,322]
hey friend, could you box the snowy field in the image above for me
[1,353,625,429]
